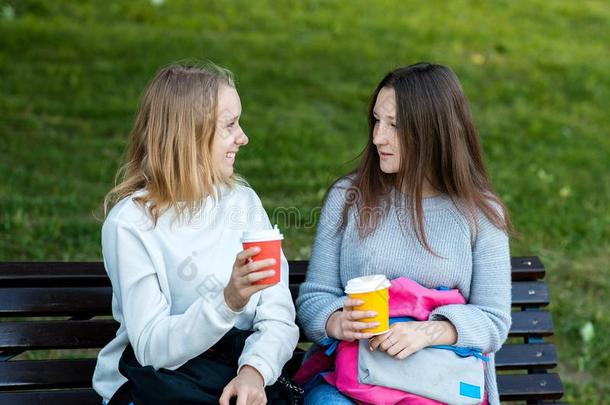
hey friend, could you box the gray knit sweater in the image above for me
[296,178,512,405]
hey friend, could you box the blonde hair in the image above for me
[103,63,239,226]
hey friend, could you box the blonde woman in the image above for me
[93,64,299,405]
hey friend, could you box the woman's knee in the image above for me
[304,381,355,405]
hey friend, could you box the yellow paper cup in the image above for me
[345,275,391,335]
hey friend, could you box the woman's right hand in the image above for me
[325,298,379,341]
[224,247,276,312]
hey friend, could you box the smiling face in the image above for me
[212,85,248,178]
[372,86,400,174]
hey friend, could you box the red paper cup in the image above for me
[241,228,283,285]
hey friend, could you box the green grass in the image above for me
[1,0,609,401]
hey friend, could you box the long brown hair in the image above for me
[103,63,239,226]
[340,62,511,253]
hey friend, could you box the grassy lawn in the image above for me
[1,0,609,401]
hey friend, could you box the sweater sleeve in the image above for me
[237,251,299,385]
[237,192,300,386]
[102,218,241,371]
[296,183,348,345]
[429,208,512,353]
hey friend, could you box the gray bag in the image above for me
[358,339,485,405]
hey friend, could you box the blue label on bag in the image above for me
[460,382,481,399]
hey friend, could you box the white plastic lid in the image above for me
[240,225,284,243]
[344,275,391,294]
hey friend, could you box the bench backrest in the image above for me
[0,257,564,404]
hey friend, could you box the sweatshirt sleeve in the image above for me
[429,208,512,353]
[237,251,299,385]
[102,218,241,371]
[295,183,348,345]
[236,191,300,386]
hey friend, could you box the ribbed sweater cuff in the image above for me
[303,295,346,345]
[429,304,489,349]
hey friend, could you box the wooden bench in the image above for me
[0,256,566,404]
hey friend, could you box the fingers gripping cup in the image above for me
[240,225,284,285]
[345,275,391,335]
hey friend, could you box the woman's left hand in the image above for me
[368,321,456,360]
[219,365,266,405]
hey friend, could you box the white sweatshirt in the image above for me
[92,184,299,402]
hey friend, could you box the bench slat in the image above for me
[0,361,563,400]
[0,284,550,318]
[0,359,95,391]
[288,257,545,281]
[495,343,557,370]
[0,256,545,287]
[298,311,554,341]
[0,288,111,317]
[287,343,558,372]
[0,321,557,369]
[289,281,550,307]
[497,373,564,401]
[0,375,564,403]
[0,262,109,287]
[0,311,555,351]
[0,392,565,405]
[297,311,552,342]
[288,256,545,282]
[509,256,545,281]
[510,281,549,306]
[509,311,554,336]
[0,389,101,405]
[0,320,118,350]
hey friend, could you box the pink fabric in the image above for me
[293,345,335,386]
[320,277,487,405]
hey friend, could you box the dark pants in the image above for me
[108,328,300,405]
